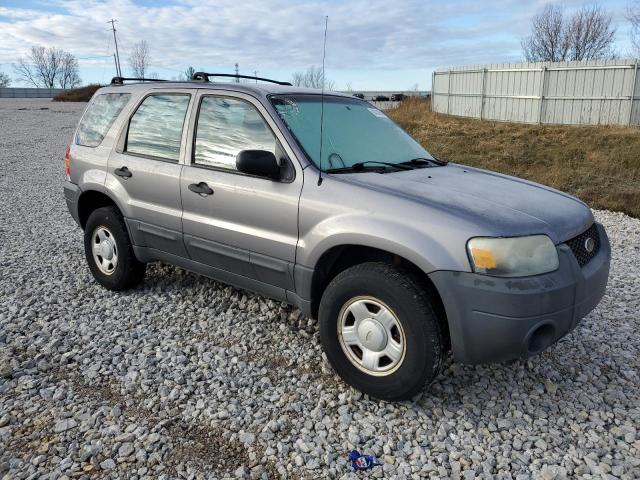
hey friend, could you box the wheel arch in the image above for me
[77,189,125,230]
[306,244,449,347]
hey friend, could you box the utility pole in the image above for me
[113,54,119,77]
[235,63,239,83]
[108,19,122,77]
[254,70,258,83]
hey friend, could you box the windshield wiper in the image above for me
[400,156,448,167]
[326,161,414,174]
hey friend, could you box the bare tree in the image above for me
[628,2,640,55]
[129,40,150,78]
[522,5,571,62]
[291,66,335,90]
[291,71,305,86]
[0,72,10,88]
[58,51,81,88]
[183,66,196,81]
[14,46,81,88]
[15,47,57,87]
[522,4,615,62]
[567,6,616,60]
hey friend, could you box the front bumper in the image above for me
[429,223,610,364]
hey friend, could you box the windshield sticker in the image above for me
[367,107,387,118]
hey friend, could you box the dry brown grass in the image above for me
[53,84,101,102]
[387,98,640,217]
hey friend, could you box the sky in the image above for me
[0,0,636,90]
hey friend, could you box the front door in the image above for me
[180,91,302,294]
[107,90,194,256]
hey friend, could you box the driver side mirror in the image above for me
[236,150,280,180]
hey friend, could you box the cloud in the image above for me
[0,1,522,66]
[0,0,632,85]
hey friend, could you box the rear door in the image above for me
[180,90,303,294]
[106,89,194,257]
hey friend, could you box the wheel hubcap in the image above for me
[338,296,406,376]
[357,319,387,351]
[91,226,118,275]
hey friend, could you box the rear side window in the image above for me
[194,96,276,170]
[125,94,190,161]
[75,93,130,147]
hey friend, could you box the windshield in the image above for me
[271,95,433,171]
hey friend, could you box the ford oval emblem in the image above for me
[584,237,595,253]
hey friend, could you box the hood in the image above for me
[338,163,593,244]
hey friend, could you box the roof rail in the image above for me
[192,72,292,86]
[110,76,169,85]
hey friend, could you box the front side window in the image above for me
[126,94,190,161]
[194,96,276,170]
[76,93,130,147]
[271,95,433,170]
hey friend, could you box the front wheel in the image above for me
[319,262,445,400]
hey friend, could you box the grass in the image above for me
[387,98,640,217]
[53,84,101,102]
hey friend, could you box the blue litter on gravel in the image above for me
[348,450,382,471]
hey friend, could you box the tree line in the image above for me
[0,40,157,89]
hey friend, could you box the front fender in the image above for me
[297,213,472,274]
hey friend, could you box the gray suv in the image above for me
[63,74,610,400]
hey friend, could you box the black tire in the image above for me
[319,262,445,401]
[84,206,146,291]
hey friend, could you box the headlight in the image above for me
[467,235,559,277]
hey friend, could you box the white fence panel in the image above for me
[432,60,640,126]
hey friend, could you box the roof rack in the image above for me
[192,72,292,86]
[110,76,169,85]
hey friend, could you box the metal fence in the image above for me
[0,88,67,98]
[432,60,640,126]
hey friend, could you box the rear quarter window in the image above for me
[125,94,191,161]
[76,93,130,147]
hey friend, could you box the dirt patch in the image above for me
[45,367,280,476]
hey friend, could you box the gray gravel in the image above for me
[1,98,639,479]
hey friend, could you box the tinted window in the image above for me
[76,93,130,147]
[126,94,190,161]
[194,96,276,170]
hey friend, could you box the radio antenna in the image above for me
[317,15,328,186]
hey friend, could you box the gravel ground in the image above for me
[0,98,639,480]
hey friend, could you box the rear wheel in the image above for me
[319,262,445,400]
[84,206,145,291]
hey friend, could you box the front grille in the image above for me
[566,223,600,267]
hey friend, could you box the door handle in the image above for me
[189,182,214,196]
[114,166,132,178]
